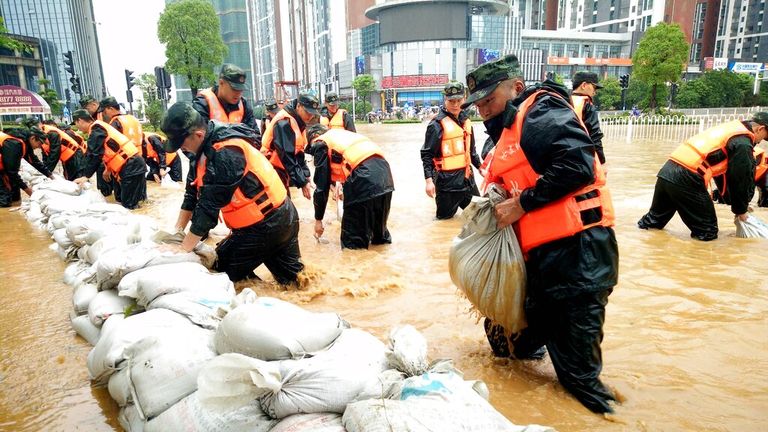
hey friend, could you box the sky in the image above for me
[91,0,167,107]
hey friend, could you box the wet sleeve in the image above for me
[242,101,258,131]
[2,140,27,190]
[181,158,198,212]
[519,97,596,212]
[192,95,211,121]
[272,120,309,187]
[344,111,357,132]
[312,142,331,220]
[481,136,495,160]
[469,125,481,169]
[24,143,52,178]
[81,126,106,178]
[44,132,61,172]
[582,101,606,164]
[110,119,122,133]
[421,121,441,179]
[189,147,246,236]
[726,136,756,215]
[151,136,167,170]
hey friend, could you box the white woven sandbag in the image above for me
[270,413,346,432]
[33,178,81,195]
[735,214,768,238]
[116,262,210,300]
[386,325,429,377]
[136,271,233,308]
[71,311,102,346]
[73,283,99,315]
[214,297,347,360]
[147,286,234,329]
[88,290,138,326]
[95,243,201,290]
[144,392,276,432]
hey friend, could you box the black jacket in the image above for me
[192,86,258,132]
[663,121,756,215]
[268,101,311,188]
[182,121,264,236]
[0,132,52,190]
[311,138,394,220]
[320,107,357,132]
[484,80,619,299]
[81,122,146,179]
[42,129,62,172]
[144,134,167,170]
[572,92,606,164]
[421,107,482,192]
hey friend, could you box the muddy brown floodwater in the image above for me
[1,122,767,431]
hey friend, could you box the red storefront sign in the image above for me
[381,74,449,89]
[546,57,633,66]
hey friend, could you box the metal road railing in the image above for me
[600,111,763,143]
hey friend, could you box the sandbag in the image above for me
[270,413,346,432]
[53,228,73,249]
[151,230,217,268]
[63,261,93,286]
[73,283,99,315]
[118,404,144,432]
[386,325,429,377]
[144,392,276,432]
[116,262,210,300]
[735,214,768,238]
[448,184,527,334]
[71,311,101,345]
[86,235,129,265]
[147,287,233,329]
[33,178,81,195]
[119,331,217,420]
[343,370,554,432]
[88,290,138,326]
[200,329,388,419]
[137,271,232,308]
[87,309,195,384]
[109,368,132,407]
[214,297,348,360]
[95,243,202,290]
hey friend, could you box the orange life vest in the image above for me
[192,138,287,229]
[434,116,472,177]
[314,129,384,183]
[755,146,768,182]
[109,114,143,150]
[669,120,755,185]
[0,132,25,172]
[166,150,179,165]
[327,109,347,130]
[485,90,615,254]
[41,124,82,163]
[90,120,139,174]
[200,88,244,124]
[143,132,161,161]
[571,95,588,123]
[260,109,307,173]
[320,116,329,127]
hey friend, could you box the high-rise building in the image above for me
[0,34,45,92]
[713,0,767,62]
[0,0,106,101]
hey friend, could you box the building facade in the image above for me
[0,34,45,93]
[713,0,767,63]
[0,0,106,102]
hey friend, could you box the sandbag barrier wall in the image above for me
[15,161,555,432]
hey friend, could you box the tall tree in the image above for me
[631,23,689,110]
[352,74,376,118]
[136,73,159,103]
[157,0,226,97]
[593,77,622,110]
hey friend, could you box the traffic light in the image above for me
[70,75,81,94]
[619,74,630,89]
[546,71,554,80]
[125,69,135,90]
[65,89,71,102]
[63,51,75,75]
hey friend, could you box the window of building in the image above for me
[689,43,702,62]
[0,64,20,87]
[592,15,597,23]
[0,47,14,56]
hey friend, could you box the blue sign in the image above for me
[355,56,365,75]
[477,49,500,65]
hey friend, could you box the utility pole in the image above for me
[125,69,135,115]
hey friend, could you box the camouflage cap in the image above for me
[752,112,768,127]
[20,117,39,128]
[79,95,97,108]
[572,71,603,89]
[27,126,47,141]
[98,96,120,112]
[265,99,279,113]
[463,54,524,108]
[325,91,339,104]
[160,102,205,152]
[443,81,466,100]
[297,92,321,116]
[220,64,247,91]
[71,109,93,122]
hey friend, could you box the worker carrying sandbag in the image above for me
[449,183,527,335]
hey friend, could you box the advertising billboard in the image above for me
[477,49,500,65]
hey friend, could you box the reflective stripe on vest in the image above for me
[329,109,347,130]
[41,125,81,163]
[91,120,139,174]
[261,109,307,174]
[315,129,384,183]
[755,146,768,181]
[0,132,25,172]
[193,138,287,229]
[110,115,143,150]
[669,120,755,185]
[434,116,472,177]
[485,90,615,254]
[571,95,588,123]
[143,132,161,161]
[200,88,244,124]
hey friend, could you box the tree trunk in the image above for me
[650,84,657,110]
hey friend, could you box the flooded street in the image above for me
[1,122,767,431]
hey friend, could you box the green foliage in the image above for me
[0,17,31,52]
[352,75,376,102]
[144,99,164,131]
[675,70,758,108]
[136,73,159,103]
[632,22,689,109]
[157,0,227,97]
[36,79,62,116]
[339,101,372,120]
[625,79,669,111]
[594,77,622,110]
